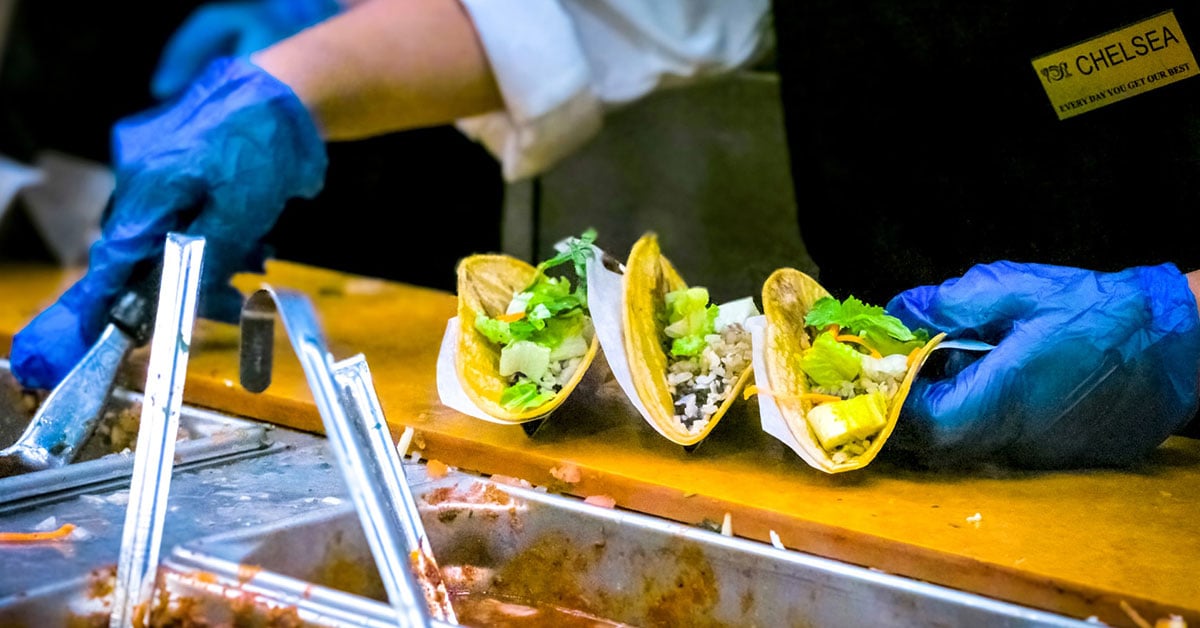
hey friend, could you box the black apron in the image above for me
[772,1,1200,305]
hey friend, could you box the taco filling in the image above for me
[661,289,757,433]
[795,295,929,462]
[471,230,597,412]
[622,232,757,445]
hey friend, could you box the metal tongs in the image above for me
[239,286,457,627]
[0,256,162,479]
[108,233,207,627]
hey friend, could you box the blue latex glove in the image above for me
[151,0,341,100]
[885,261,1200,469]
[10,57,327,390]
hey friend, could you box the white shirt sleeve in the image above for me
[455,0,773,182]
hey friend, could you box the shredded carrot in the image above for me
[495,311,525,323]
[834,334,882,358]
[906,346,921,368]
[744,385,841,405]
[0,523,75,542]
[799,392,843,404]
[194,571,218,584]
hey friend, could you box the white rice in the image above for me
[667,323,754,433]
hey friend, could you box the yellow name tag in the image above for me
[1032,11,1198,120]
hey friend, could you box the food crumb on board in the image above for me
[584,495,616,508]
[490,475,534,489]
[721,513,733,537]
[426,459,450,479]
[549,462,581,484]
[223,379,234,388]
[966,512,982,528]
[1118,599,1190,628]
[344,277,386,295]
[769,530,785,550]
[395,426,416,458]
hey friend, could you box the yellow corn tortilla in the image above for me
[760,267,944,473]
[622,233,755,446]
[454,253,600,423]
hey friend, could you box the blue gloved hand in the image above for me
[885,261,1200,469]
[10,56,327,390]
[151,0,341,100]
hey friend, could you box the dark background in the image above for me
[0,0,504,292]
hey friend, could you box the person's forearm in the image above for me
[252,0,503,140]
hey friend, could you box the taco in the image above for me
[758,267,944,472]
[622,232,758,446]
[454,230,600,423]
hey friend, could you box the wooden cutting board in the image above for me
[1,260,1197,627]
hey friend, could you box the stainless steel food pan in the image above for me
[154,472,1093,628]
[0,359,273,510]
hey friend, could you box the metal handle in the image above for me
[110,233,207,628]
[240,286,452,627]
[108,260,163,347]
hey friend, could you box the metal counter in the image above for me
[0,402,1099,627]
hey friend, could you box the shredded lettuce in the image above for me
[796,295,932,453]
[798,330,863,388]
[803,295,928,357]
[474,228,597,411]
[499,381,555,411]
[663,286,719,357]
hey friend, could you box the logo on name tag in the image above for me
[1032,10,1198,120]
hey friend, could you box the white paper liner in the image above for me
[744,315,827,469]
[435,317,518,424]
[583,245,660,433]
[435,243,763,438]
